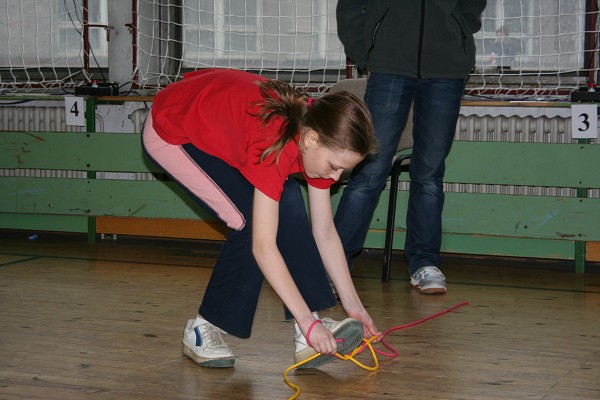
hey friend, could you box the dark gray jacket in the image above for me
[336,0,487,79]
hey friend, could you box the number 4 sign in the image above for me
[65,96,86,127]
[571,104,598,139]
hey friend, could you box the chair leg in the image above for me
[382,158,405,282]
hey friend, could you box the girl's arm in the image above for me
[307,185,381,340]
[251,189,339,355]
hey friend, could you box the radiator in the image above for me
[131,110,573,143]
[456,114,571,143]
[0,106,86,133]
[450,114,578,198]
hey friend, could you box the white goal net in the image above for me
[136,0,346,90]
[470,0,596,99]
[0,0,598,100]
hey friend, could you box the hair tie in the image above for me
[307,97,315,107]
[305,319,322,348]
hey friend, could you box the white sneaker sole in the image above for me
[182,342,235,368]
[294,318,363,369]
[411,281,447,294]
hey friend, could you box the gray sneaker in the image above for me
[182,318,235,367]
[410,266,447,294]
[293,317,363,369]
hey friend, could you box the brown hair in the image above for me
[251,79,377,164]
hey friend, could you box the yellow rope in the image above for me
[282,303,470,399]
[283,335,380,400]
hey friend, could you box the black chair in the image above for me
[328,78,413,282]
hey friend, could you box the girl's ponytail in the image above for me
[252,80,309,163]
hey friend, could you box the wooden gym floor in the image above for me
[0,231,599,400]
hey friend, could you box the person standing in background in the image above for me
[335,0,487,294]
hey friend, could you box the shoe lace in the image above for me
[418,266,445,280]
[202,324,228,349]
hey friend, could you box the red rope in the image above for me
[353,301,470,358]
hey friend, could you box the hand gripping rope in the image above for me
[283,301,470,399]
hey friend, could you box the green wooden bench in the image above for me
[1,130,599,273]
[368,141,600,275]
[0,130,219,242]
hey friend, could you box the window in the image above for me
[0,0,108,69]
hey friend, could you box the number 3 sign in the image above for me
[571,104,598,139]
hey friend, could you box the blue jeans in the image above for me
[334,73,465,275]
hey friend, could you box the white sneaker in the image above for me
[182,318,235,368]
[293,317,363,369]
[410,266,447,294]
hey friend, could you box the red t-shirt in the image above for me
[151,69,334,201]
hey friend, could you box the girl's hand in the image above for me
[305,321,338,355]
[346,308,382,342]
